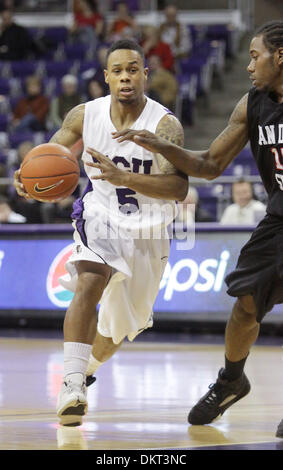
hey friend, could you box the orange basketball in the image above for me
[20,143,80,202]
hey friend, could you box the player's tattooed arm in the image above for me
[86,145,188,201]
[113,94,249,179]
[154,114,184,175]
[206,93,249,177]
[49,104,85,158]
[110,113,188,200]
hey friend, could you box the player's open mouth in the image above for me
[120,88,134,96]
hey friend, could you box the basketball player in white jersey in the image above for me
[14,39,187,426]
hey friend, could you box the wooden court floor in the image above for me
[0,336,283,450]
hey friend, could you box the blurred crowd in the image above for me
[0,1,266,226]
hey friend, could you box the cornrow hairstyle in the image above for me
[106,39,145,64]
[254,21,283,53]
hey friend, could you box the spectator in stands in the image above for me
[49,75,82,130]
[220,179,266,225]
[146,55,178,111]
[0,8,36,60]
[86,79,105,100]
[4,141,33,191]
[176,186,214,225]
[0,1,22,8]
[81,45,109,95]
[141,25,174,71]
[0,195,26,223]
[159,4,192,61]
[15,140,33,165]
[107,1,139,42]
[71,0,105,47]
[12,76,49,132]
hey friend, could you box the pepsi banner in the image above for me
[1,231,283,320]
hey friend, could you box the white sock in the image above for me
[86,354,103,376]
[63,342,92,383]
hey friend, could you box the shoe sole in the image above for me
[58,400,88,427]
[188,379,251,425]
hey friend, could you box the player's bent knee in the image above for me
[237,295,257,315]
[232,298,257,328]
[76,271,108,297]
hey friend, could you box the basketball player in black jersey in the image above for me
[112,21,283,437]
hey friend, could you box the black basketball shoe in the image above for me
[86,375,96,387]
[276,419,283,438]
[188,368,251,425]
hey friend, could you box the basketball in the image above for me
[20,143,80,202]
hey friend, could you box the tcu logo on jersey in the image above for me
[112,155,153,215]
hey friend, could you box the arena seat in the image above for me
[10,61,40,78]
[44,60,76,78]
[0,114,9,132]
[8,131,35,148]
[0,78,10,95]
[63,43,90,61]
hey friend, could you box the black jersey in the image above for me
[247,87,283,217]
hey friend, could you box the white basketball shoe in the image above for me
[57,374,88,426]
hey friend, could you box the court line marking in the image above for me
[149,439,281,450]
[0,414,280,449]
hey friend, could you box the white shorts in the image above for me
[59,221,170,344]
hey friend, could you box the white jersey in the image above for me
[74,94,177,235]
[62,95,175,344]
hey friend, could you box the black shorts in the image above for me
[225,213,283,322]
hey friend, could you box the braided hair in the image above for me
[255,21,283,53]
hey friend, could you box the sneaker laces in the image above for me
[203,382,223,407]
[64,380,86,394]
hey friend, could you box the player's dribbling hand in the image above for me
[112,129,163,153]
[13,169,31,199]
[86,148,128,186]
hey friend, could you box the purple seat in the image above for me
[206,24,235,58]
[43,27,68,45]
[64,44,89,61]
[236,148,254,165]
[45,61,75,78]
[8,131,34,148]
[44,130,56,142]
[0,114,9,132]
[27,27,41,39]
[10,61,39,78]
[0,78,10,95]
[249,163,260,175]
[180,56,210,95]
[111,0,139,10]
[188,25,207,52]
[79,60,100,74]
[222,165,235,176]
[0,150,8,165]
[197,185,218,220]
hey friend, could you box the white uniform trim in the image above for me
[59,95,175,344]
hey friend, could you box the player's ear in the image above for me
[144,67,149,80]
[104,69,109,84]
